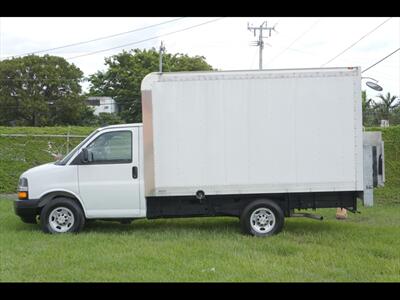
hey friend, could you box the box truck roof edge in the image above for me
[141,66,361,91]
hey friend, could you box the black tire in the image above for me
[40,197,85,234]
[20,216,37,224]
[240,199,284,237]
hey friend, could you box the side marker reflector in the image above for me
[18,191,28,200]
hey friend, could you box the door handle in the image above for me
[132,166,138,179]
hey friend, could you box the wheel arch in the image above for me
[241,197,286,215]
[38,190,87,218]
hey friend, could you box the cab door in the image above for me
[77,128,140,218]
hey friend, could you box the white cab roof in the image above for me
[98,123,142,132]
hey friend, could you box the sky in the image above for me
[0,17,399,101]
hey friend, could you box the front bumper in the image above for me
[14,199,40,218]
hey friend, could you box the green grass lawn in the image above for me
[1,195,399,282]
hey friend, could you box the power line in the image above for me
[1,99,137,107]
[0,103,121,108]
[0,71,168,82]
[321,17,392,67]
[0,66,163,82]
[3,18,186,59]
[0,78,86,82]
[267,18,321,66]
[362,47,400,74]
[67,17,225,60]
[0,75,149,82]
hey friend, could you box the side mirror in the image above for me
[81,148,89,163]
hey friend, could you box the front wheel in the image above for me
[40,198,85,234]
[240,199,284,237]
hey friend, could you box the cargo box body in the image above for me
[141,67,363,198]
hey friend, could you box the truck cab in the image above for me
[14,124,146,233]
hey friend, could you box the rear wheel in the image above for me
[240,199,284,237]
[40,198,85,234]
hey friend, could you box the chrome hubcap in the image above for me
[250,208,275,234]
[49,207,75,233]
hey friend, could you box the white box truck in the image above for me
[14,67,364,236]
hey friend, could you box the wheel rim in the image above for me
[250,208,276,234]
[48,207,75,233]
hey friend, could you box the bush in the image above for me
[96,113,124,126]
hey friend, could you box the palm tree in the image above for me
[374,92,399,121]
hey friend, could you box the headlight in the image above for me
[18,177,28,199]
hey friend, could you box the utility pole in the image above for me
[248,20,276,70]
[159,41,165,73]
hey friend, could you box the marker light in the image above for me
[18,191,28,200]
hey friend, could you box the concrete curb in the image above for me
[0,194,17,200]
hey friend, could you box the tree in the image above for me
[362,90,376,126]
[374,92,399,122]
[0,55,87,126]
[78,105,98,126]
[88,48,214,123]
[376,93,400,120]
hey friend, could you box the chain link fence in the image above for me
[1,126,400,193]
[0,133,86,193]
[363,112,400,127]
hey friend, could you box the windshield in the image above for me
[56,129,99,165]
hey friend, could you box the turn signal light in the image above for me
[18,191,28,200]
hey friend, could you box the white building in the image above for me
[86,97,118,116]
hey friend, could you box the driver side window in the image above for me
[86,131,132,164]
